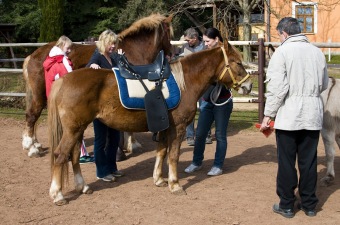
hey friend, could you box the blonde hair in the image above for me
[55,35,72,49]
[96,29,118,54]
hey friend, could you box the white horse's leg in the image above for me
[124,132,142,153]
[71,145,92,194]
[320,129,336,186]
[153,133,167,187]
[22,131,40,157]
[50,164,67,206]
[73,164,92,194]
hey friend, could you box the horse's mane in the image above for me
[170,61,186,91]
[118,13,166,40]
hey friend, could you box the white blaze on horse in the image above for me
[320,77,340,186]
[47,41,252,205]
[21,13,173,157]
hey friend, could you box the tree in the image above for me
[38,0,65,42]
[170,0,264,61]
[0,0,40,42]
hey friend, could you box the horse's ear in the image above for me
[164,14,173,23]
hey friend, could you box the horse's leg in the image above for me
[50,130,86,205]
[153,132,168,187]
[50,163,68,206]
[167,132,186,195]
[71,140,93,195]
[23,97,45,157]
[124,132,142,153]
[320,128,336,186]
[22,75,46,157]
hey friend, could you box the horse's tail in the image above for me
[23,55,33,112]
[48,79,69,188]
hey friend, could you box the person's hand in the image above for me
[260,116,271,131]
[90,63,100,69]
[117,49,124,55]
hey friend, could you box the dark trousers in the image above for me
[275,129,319,210]
[93,119,120,178]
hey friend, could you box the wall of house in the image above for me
[265,0,340,53]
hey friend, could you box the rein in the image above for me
[218,47,250,90]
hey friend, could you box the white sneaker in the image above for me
[207,167,222,176]
[184,163,202,173]
[97,174,116,182]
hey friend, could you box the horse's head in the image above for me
[118,13,173,64]
[217,41,252,95]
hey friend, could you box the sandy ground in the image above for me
[1,116,340,225]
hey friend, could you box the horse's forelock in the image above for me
[119,13,166,40]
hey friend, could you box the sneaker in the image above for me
[112,170,124,177]
[97,174,116,182]
[205,136,213,144]
[79,156,94,164]
[184,163,202,173]
[207,166,223,176]
[297,203,316,217]
[187,137,195,146]
[272,203,294,218]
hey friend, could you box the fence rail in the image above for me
[1,40,340,110]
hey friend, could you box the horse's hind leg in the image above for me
[50,164,68,206]
[22,84,46,157]
[320,128,336,186]
[71,142,93,195]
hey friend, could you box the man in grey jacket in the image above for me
[260,17,329,218]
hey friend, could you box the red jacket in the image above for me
[43,46,73,98]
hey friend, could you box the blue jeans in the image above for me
[192,100,233,168]
[93,119,120,178]
[186,98,211,138]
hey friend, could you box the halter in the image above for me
[218,47,250,90]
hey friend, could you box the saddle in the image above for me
[117,50,171,133]
[117,50,171,81]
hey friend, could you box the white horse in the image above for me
[320,77,340,186]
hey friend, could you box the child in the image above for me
[43,35,94,164]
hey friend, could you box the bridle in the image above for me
[218,47,250,90]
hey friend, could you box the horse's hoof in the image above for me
[155,181,168,187]
[116,148,127,162]
[171,187,187,195]
[28,146,40,158]
[320,176,334,187]
[82,185,93,194]
[54,199,68,206]
[84,189,93,194]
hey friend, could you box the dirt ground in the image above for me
[1,115,340,225]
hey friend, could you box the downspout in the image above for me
[266,0,271,42]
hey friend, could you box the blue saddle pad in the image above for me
[113,67,181,110]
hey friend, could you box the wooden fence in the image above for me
[1,40,340,122]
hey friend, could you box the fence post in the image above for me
[257,34,265,123]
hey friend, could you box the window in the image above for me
[292,2,317,33]
[296,5,314,33]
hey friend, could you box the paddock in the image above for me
[1,116,340,224]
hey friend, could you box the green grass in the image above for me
[326,55,340,64]
[0,72,24,92]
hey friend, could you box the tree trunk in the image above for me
[38,0,64,42]
[242,10,252,62]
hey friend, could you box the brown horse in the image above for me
[48,42,253,205]
[22,13,173,157]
